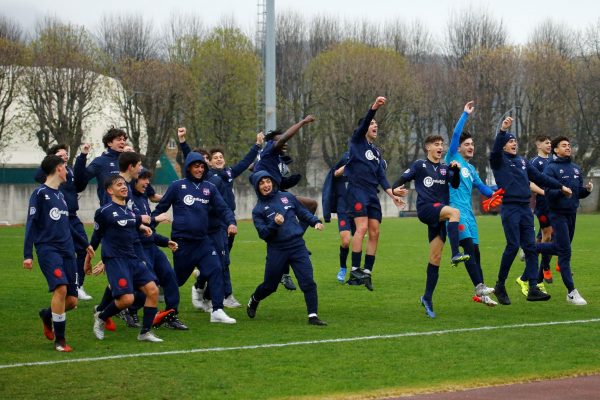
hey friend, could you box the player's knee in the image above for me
[450,208,460,220]
[340,236,351,248]
[429,253,442,265]
[145,282,159,300]
[116,293,134,308]
[66,296,78,310]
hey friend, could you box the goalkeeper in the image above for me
[445,101,498,306]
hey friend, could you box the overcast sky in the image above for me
[1,0,599,45]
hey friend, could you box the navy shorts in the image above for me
[346,186,382,222]
[37,247,77,296]
[337,212,355,233]
[105,257,157,297]
[417,203,446,242]
[535,208,552,229]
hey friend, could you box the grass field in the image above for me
[1,215,600,399]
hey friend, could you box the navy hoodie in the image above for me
[152,152,236,241]
[75,148,121,205]
[490,130,562,204]
[251,170,320,249]
[131,185,170,248]
[543,156,590,214]
[345,108,391,192]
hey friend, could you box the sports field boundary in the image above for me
[2,317,599,370]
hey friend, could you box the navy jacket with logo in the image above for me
[90,201,143,259]
[24,185,75,259]
[152,152,236,241]
[489,130,562,204]
[543,156,590,214]
[251,171,320,249]
[345,108,390,192]
[34,155,87,216]
[76,149,121,205]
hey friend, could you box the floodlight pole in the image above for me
[264,0,276,132]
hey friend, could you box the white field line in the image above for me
[2,318,599,370]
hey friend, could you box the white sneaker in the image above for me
[93,311,105,340]
[224,294,242,308]
[78,286,93,301]
[191,285,204,309]
[474,295,498,307]
[475,283,495,297]
[519,249,525,261]
[192,268,200,279]
[137,331,164,342]
[567,289,587,305]
[210,308,236,324]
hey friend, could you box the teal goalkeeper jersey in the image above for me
[444,111,493,214]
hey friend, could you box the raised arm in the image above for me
[351,96,385,143]
[273,115,315,152]
[447,101,474,157]
[490,117,513,170]
[231,133,263,178]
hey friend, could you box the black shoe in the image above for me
[280,274,297,291]
[363,274,373,291]
[527,286,551,301]
[130,312,141,328]
[494,282,511,305]
[308,316,327,326]
[350,268,367,280]
[247,296,259,319]
[163,313,189,330]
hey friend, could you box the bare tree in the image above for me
[445,7,507,66]
[116,59,193,170]
[96,14,160,64]
[163,12,207,65]
[20,18,102,161]
[0,37,25,150]
[0,14,24,42]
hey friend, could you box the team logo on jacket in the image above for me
[127,199,134,210]
[424,177,434,187]
[365,150,376,160]
[440,168,447,176]
[281,197,289,204]
[521,160,526,169]
[29,207,36,215]
[44,194,50,200]
[574,168,579,174]
[49,207,67,221]
[461,167,470,178]
[559,169,564,174]
[227,171,232,178]
[117,220,128,226]
[203,188,210,196]
[183,194,195,205]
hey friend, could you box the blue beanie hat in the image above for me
[501,132,516,147]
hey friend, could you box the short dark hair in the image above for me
[118,151,141,172]
[102,127,127,148]
[47,144,67,156]
[551,136,570,154]
[209,147,225,160]
[192,147,209,158]
[104,174,125,190]
[424,135,444,146]
[264,130,282,142]
[459,131,472,145]
[41,155,64,175]
[536,135,551,143]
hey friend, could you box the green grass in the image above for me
[1,215,600,399]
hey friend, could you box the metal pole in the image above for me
[264,0,276,132]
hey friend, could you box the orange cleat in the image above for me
[39,309,54,341]
[153,309,175,328]
[54,340,73,352]
[555,264,561,272]
[105,317,116,332]
[543,269,553,283]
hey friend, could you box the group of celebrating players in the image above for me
[23,96,593,352]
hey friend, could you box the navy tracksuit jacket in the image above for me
[152,152,236,310]
[250,170,321,315]
[536,156,591,291]
[490,130,563,285]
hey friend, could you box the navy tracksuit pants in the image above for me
[253,245,318,315]
[536,212,576,292]
[201,229,233,299]
[141,245,180,312]
[173,239,225,310]
[498,203,539,286]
